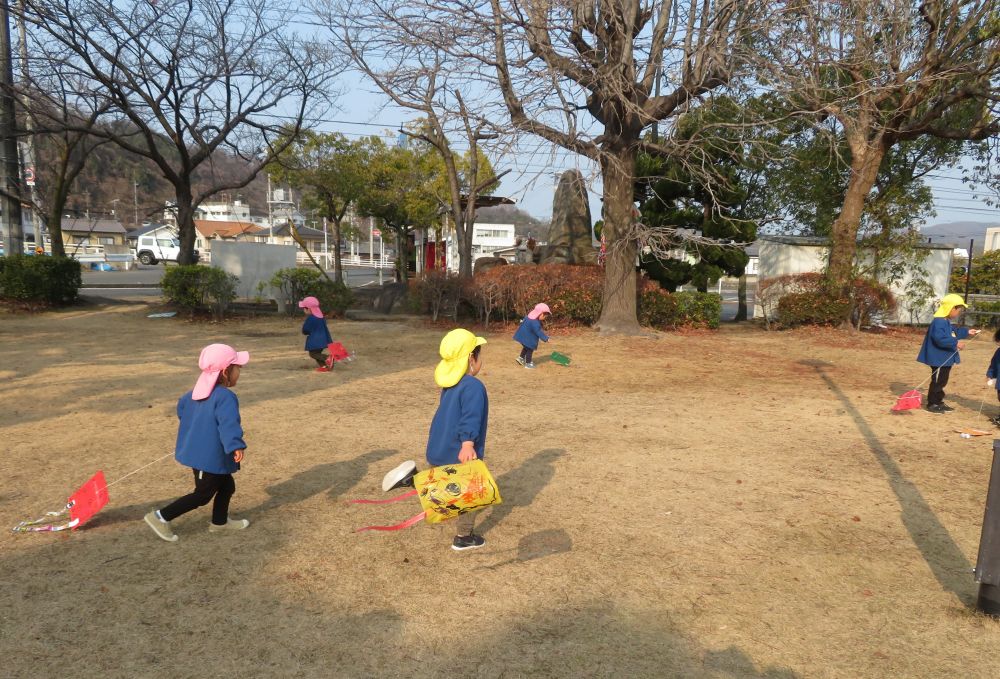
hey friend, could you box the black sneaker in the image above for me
[452,534,486,551]
[926,404,946,414]
[939,404,955,412]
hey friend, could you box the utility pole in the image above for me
[0,0,22,254]
[15,0,38,250]
[133,178,139,226]
[266,173,274,242]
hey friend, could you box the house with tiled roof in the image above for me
[193,219,262,257]
[60,218,128,247]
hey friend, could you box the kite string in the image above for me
[104,452,175,490]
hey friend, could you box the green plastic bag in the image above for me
[550,351,571,367]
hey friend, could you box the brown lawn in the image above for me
[1,301,1000,678]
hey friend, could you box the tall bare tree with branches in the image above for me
[757,0,1000,306]
[18,0,337,264]
[318,0,509,278]
[439,0,764,333]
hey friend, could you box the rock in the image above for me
[372,282,409,314]
[541,169,597,265]
[474,256,508,276]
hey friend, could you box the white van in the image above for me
[135,234,198,265]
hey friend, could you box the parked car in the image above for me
[135,234,198,265]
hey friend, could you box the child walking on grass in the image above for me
[300,296,333,372]
[986,328,1000,426]
[514,302,550,369]
[144,344,250,542]
[382,328,490,551]
[917,293,980,414]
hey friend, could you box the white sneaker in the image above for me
[144,510,178,542]
[382,460,417,492]
[515,356,525,366]
[524,362,536,369]
[208,518,250,532]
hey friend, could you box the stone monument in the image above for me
[539,169,596,265]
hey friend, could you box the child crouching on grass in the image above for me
[144,343,250,542]
[300,296,333,372]
[382,328,490,551]
[514,302,550,369]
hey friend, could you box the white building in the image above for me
[195,199,251,222]
[754,235,954,324]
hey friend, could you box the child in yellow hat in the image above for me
[381,328,491,549]
[917,294,980,413]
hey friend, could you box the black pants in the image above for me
[519,346,534,363]
[160,469,235,525]
[308,349,327,367]
[928,366,952,406]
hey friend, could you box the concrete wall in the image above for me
[986,227,1000,253]
[210,240,297,301]
[755,240,952,324]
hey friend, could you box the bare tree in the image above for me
[453,0,763,333]
[12,50,112,256]
[18,0,337,264]
[757,1,1000,301]
[319,0,508,278]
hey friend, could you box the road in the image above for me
[79,264,386,300]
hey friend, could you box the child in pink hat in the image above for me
[299,296,334,372]
[144,343,251,542]
[513,303,551,369]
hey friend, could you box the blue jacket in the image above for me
[513,317,549,350]
[916,318,970,367]
[302,315,332,351]
[425,375,488,466]
[988,348,1000,386]
[175,387,246,474]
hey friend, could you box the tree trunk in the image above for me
[594,145,641,334]
[457,211,474,279]
[736,273,748,322]
[826,143,885,296]
[46,176,70,257]
[331,215,344,284]
[175,186,198,265]
[395,230,408,284]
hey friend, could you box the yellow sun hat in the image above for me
[434,328,487,388]
[934,293,967,318]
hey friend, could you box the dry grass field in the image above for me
[2,301,1000,678]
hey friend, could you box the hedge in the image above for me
[0,255,81,307]
[411,264,721,329]
[760,272,897,329]
[162,265,239,319]
[270,267,353,317]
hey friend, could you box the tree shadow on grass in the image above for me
[244,448,399,519]
[811,362,975,606]
[475,448,564,537]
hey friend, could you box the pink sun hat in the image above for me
[192,343,250,401]
[298,296,324,318]
[527,303,551,320]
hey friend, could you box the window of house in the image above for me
[99,236,115,245]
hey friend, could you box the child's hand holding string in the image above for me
[458,442,477,463]
[233,449,245,463]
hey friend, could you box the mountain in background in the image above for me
[920,221,999,254]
